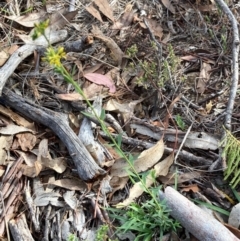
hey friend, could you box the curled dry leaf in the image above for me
[37,139,67,174]
[197,62,211,94]
[111,138,164,177]
[91,26,124,65]
[84,73,116,93]
[16,133,37,151]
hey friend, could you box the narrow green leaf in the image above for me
[192,199,230,216]
[231,186,240,203]
[116,133,123,147]
[100,109,106,120]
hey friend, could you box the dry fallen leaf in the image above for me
[197,62,211,94]
[111,4,135,35]
[111,138,164,177]
[50,178,87,191]
[154,152,174,176]
[0,45,19,67]
[105,98,144,123]
[37,139,67,173]
[85,4,103,23]
[181,184,199,193]
[16,133,37,151]
[116,175,154,207]
[206,100,213,114]
[139,19,163,39]
[94,0,115,22]
[0,136,13,165]
[91,26,124,65]
[21,165,38,177]
[116,153,173,207]
[159,171,201,185]
[16,150,36,166]
[161,0,176,14]
[34,161,43,176]
[49,9,78,30]
[0,105,35,129]
[117,153,174,208]
[0,124,34,135]
[41,157,67,173]
[110,176,129,197]
[5,10,46,27]
[84,73,116,93]
[181,55,198,62]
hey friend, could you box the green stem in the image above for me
[58,65,160,205]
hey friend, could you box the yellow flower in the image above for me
[43,46,66,67]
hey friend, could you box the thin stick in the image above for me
[215,0,240,130]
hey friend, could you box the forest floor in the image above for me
[0,0,240,240]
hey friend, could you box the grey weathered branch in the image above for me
[0,88,105,180]
[214,0,239,130]
[159,187,239,241]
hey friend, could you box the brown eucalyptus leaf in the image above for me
[85,4,103,22]
[111,138,164,177]
[94,0,114,22]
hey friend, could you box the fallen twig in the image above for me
[214,0,239,130]
[159,186,239,241]
[0,88,105,180]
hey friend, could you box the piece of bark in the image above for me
[159,187,239,241]
[0,88,105,180]
[25,184,39,232]
[9,214,34,241]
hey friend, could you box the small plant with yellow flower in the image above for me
[31,21,180,241]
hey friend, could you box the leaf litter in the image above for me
[0,0,240,240]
